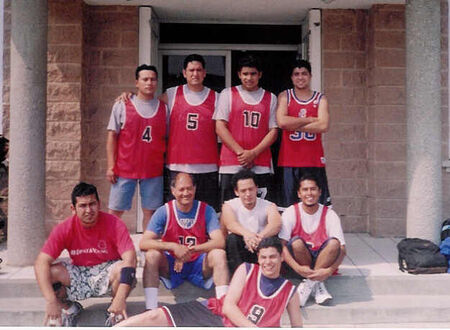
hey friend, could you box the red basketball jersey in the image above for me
[220,264,294,327]
[278,89,325,167]
[114,100,166,179]
[220,87,272,167]
[161,200,208,262]
[292,203,328,251]
[167,86,218,165]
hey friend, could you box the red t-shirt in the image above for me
[41,211,135,266]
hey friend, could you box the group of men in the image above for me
[33,53,346,327]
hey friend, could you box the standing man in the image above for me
[161,54,220,211]
[276,59,331,208]
[279,174,346,307]
[34,183,137,327]
[214,54,278,204]
[221,169,281,273]
[106,64,166,229]
[116,236,302,328]
[139,172,229,311]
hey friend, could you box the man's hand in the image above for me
[174,259,184,273]
[308,268,332,282]
[172,244,191,262]
[237,150,256,168]
[243,233,260,253]
[106,168,117,184]
[115,92,134,103]
[295,264,315,278]
[108,296,128,321]
[44,300,62,326]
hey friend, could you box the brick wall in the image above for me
[82,5,139,230]
[46,0,84,229]
[367,5,406,236]
[2,0,9,137]
[322,9,369,233]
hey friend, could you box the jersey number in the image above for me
[142,126,152,142]
[289,131,316,141]
[247,305,265,324]
[243,110,261,129]
[178,236,197,247]
[186,113,199,130]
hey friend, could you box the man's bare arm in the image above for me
[158,92,168,105]
[286,290,303,327]
[216,120,244,155]
[276,91,317,131]
[281,241,314,278]
[309,245,346,282]
[257,203,281,239]
[139,230,191,261]
[222,264,257,327]
[190,229,225,253]
[106,130,118,184]
[297,95,329,133]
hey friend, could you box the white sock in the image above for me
[215,285,229,299]
[144,287,158,310]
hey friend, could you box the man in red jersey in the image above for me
[138,172,229,311]
[116,236,302,327]
[160,54,220,211]
[214,54,278,205]
[279,174,345,307]
[276,59,331,209]
[34,183,137,327]
[106,65,166,229]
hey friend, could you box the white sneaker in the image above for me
[61,301,83,327]
[297,279,317,307]
[314,281,332,305]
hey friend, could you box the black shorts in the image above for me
[162,301,224,327]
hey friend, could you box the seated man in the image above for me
[139,172,229,310]
[34,182,137,327]
[221,169,281,273]
[116,236,302,327]
[279,174,346,306]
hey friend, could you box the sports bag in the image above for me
[397,238,448,274]
[441,218,450,242]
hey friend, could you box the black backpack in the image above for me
[441,218,450,242]
[397,238,448,274]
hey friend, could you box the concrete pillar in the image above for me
[405,0,441,242]
[7,0,47,265]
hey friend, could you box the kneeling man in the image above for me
[116,236,302,327]
[279,174,346,306]
[34,182,137,327]
[139,172,229,310]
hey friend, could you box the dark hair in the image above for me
[298,173,321,190]
[237,54,262,72]
[231,169,256,190]
[71,182,99,206]
[183,54,205,69]
[170,171,196,188]
[135,64,158,80]
[257,236,283,254]
[290,59,312,75]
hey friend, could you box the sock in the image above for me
[64,302,78,314]
[215,285,229,299]
[144,287,158,310]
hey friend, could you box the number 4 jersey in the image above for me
[114,99,166,179]
[278,89,326,168]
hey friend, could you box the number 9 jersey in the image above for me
[278,89,326,168]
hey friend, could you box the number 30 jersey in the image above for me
[161,200,208,262]
[278,89,326,167]
[114,99,166,179]
[166,86,218,165]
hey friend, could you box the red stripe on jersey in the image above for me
[292,203,328,251]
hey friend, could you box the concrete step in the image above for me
[2,294,450,327]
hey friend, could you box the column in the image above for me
[406,0,441,242]
[7,0,47,265]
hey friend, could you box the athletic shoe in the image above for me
[61,301,83,327]
[203,276,214,290]
[105,312,124,327]
[314,281,332,305]
[297,279,317,307]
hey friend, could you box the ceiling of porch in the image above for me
[84,0,405,24]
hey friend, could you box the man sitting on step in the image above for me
[34,182,137,327]
[279,173,346,306]
[139,172,229,311]
[116,236,302,327]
